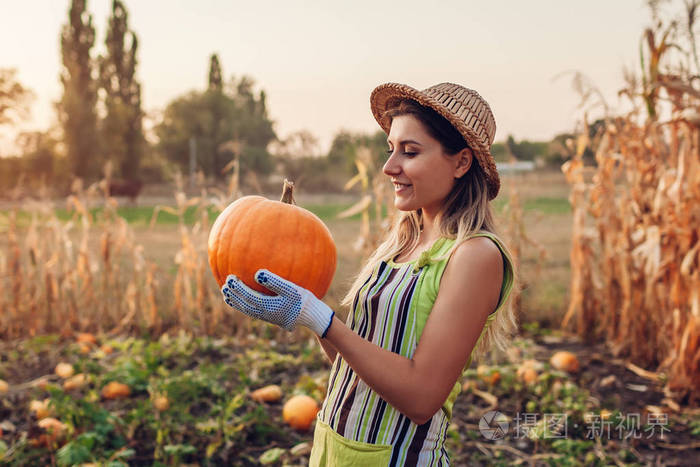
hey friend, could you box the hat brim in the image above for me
[370,82,500,200]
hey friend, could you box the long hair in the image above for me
[342,99,518,360]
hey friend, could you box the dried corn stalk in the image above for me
[338,146,396,258]
[564,104,700,404]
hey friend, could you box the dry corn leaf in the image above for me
[471,387,498,412]
[336,195,372,220]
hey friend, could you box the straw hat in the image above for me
[370,82,500,200]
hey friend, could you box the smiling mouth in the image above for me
[393,182,412,192]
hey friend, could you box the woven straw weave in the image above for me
[370,82,500,199]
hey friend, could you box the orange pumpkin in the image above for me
[208,180,337,298]
[76,332,97,345]
[153,394,170,411]
[550,351,580,373]
[101,381,131,400]
[251,384,283,403]
[282,395,319,431]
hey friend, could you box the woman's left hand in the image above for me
[221,269,335,337]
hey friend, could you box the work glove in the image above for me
[221,269,335,337]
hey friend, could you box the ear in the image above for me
[454,147,473,179]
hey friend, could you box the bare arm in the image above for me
[323,237,503,424]
[316,334,337,364]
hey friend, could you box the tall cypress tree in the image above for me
[99,0,143,181]
[59,0,99,181]
[208,54,223,92]
[207,53,226,175]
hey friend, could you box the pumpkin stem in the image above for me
[280,179,296,205]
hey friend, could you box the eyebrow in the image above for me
[386,139,423,146]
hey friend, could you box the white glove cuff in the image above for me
[297,298,334,337]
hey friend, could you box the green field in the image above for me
[1,196,569,226]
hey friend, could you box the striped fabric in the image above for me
[318,260,451,466]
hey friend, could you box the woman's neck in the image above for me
[418,210,439,246]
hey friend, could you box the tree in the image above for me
[16,130,60,185]
[546,133,576,166]
[327,129,388,175]
[504,134,548,161]
[59,0,99,181]
[490,142,508,162]
[99,0,144,181]
[0,68,33,126]
[156,75,276,180]
[271,130,325,189]
[208,54,223,92]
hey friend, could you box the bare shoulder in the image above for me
[440,236,504,312]
[448,236,503,274]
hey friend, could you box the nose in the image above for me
[382,150,401,177]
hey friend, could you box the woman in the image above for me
[222,82,517,466]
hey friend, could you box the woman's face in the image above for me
[383,114,471,216]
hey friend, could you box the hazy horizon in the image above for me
[3,0,651,155]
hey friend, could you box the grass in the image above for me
[492,196,570,215]
[1,196,569,228]
[0,203,371,228]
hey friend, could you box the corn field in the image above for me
[0,169,260,340]
[562,19,700,402]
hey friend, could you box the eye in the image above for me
[403,151,418,157]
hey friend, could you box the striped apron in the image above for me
[314,260,450,466]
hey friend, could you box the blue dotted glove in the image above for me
[221,269,335,337]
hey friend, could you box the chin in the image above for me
[393,198,416,212]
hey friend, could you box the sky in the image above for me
[2,0,652,155]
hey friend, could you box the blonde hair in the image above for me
[342,100,518,361]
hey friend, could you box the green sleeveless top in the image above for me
[311,232,514,466]
[393,233,515,420]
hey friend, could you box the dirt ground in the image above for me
[450,330,700,466]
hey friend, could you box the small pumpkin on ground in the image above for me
[29,399,52,419]
[34,417,67,446]
[76,332,97,345]
[283,395,319,431]
[101,381,131,400]
[476,364,501,385]
[63,373,87,391]
[251,384,283,403]
[153,393,170,411]
[517,365,538,384]
[55,362,74,379]
[550,351,580,373]
[517,359,542,384]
